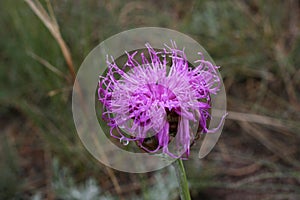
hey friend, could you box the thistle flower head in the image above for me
[98,42,222,158]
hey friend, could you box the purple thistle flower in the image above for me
[98,41,223,158]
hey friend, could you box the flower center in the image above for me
[129,83,179,127]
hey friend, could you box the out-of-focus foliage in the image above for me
[30,159,178,200]
[0,0,299,199]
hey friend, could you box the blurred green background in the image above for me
[0,0,299,199]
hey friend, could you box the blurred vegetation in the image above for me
[0,0,299,199]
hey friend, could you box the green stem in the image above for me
[173,159,191,200]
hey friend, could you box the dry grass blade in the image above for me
[274,44,299,110]
[228,111,286,130]
[24,1,123,198]
[45,0,59,28]
[228,171,299,188]
[225,163,261,177]
[273,0,299,110]
[240,122,300,167]
[27,51,66,79]
[47,87,71,97]
[24,0,76,82]
[227,111,300,136]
